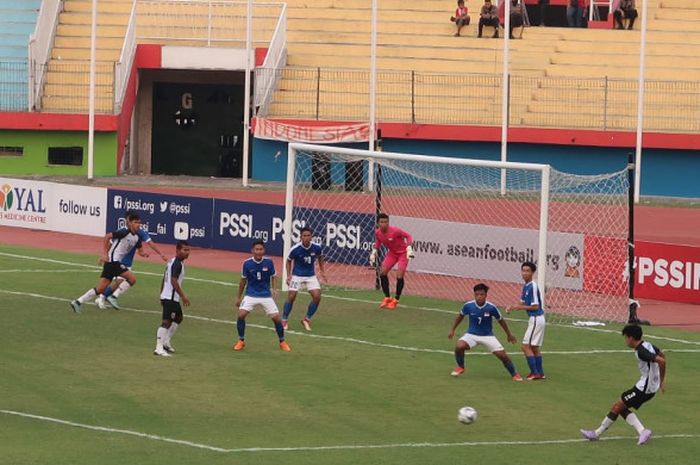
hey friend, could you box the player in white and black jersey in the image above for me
[580,324,667,445]
[154,241,191,357]
[70,213,146,313]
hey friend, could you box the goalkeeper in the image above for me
[369,213,414,310]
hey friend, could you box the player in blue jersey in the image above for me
[282,228,327,331]
[506,261,546,380]
[233,240,291,352]
[448,283,522,381]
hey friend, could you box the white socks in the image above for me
[595,416,615,436]
[156,327,168,351]
[77,288,97,304]
[165,322,178,347]
[112,280,132,298]
[625,413,645,434]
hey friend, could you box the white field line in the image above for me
[0,269,95,273]
[2,288,700,357]
[2,251,700,348]
[1,409,698,453]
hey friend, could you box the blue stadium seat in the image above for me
[0,0,41,111]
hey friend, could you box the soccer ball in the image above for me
[457,406,477,424]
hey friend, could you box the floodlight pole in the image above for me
[633,0,649,203]
[500,0,511,195]
[87,0,98,180]
[242,0,253,187]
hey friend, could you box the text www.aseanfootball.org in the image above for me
[413,240,537,264]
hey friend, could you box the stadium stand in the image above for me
[0,0,41,111]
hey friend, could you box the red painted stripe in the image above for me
[0,112,118,131]
[262,118,700,151]
[135,43,162,69]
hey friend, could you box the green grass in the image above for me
[1,243,699,465]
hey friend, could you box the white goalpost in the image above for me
[284,143,630,323]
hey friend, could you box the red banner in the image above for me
[254,118,369,144]
[635,241,700,304]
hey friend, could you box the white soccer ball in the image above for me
[457,406,477,425]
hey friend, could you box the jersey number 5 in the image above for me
[256,271,262,280]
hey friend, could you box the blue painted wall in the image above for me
[251,137,700,198]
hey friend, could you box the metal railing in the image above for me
[254,2,287,113]
[115,0,138,113]
[255,67,700,134]
[0,62,29,112]
[136,0,283,47]
[28,0,63,111]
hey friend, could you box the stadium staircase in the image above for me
[0,0,41,111]
[264,0,700,132]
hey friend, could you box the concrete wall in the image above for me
[251,137,700,198]
[0,130,117,176]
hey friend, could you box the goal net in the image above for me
[283,143,630,323]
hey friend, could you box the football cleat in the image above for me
[526,373,537,381]
[163,344,175,354]
[637,429,652,445]
[70,300,82,313]
[385,298,398,310]
[233,340,246,351]
[153,349,171,357]
[450,367,465,377]
[580,430,599,441]
[279,341,292,352]
[532,374,546,380]
[282,320,288,331]
[512,374,524,381]
[95,295,107,309]
[300,318,312,331]
[379,297,392,308]
[105,295,120,310]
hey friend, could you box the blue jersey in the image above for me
[242,257,276,298]
[521,281,544,316]
[287,242,323,277]
[460,300,502,336]
[120,228,150,267]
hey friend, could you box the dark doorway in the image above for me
[151,82,244,177]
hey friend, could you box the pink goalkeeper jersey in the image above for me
[374,226,413,255]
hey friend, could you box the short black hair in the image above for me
[473,283,489,293]
[622,324,643,340]
[176,240,190,249]
[377,213,389,221]
[522,261,537,272]
[300,227,313,235]
[252,240,265,249]
[127,212,140,222]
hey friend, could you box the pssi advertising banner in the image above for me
[107,190,213,248]
[635,241,700,304]
[0,177,107,236]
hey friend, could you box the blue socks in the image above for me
[102,286,114,298]
[283,301,293,320]
[503,360,517,377]
[534,355,544,375]
[306,301,319,320]
[526,356,537,374]
[455,353,465,369]
[274,321,285,341]
[236,318,246,340]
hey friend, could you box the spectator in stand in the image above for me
[538,0,549,26]
[614,0,638,30]
[567,0,585,28]
[451,0,471,36]
[478,0,500,38]
[509,0,525,39]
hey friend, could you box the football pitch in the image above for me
[1,243,699,465]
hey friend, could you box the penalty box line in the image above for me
[2,251,700,348]
[2,288,700,357]
[1,409,698,454]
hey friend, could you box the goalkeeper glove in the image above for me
[406,245,415,260]
[369,248,378,266]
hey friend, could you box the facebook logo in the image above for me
[174,221,189,240]
[114,196,123,209]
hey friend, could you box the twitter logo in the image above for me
[160,201,168,213]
